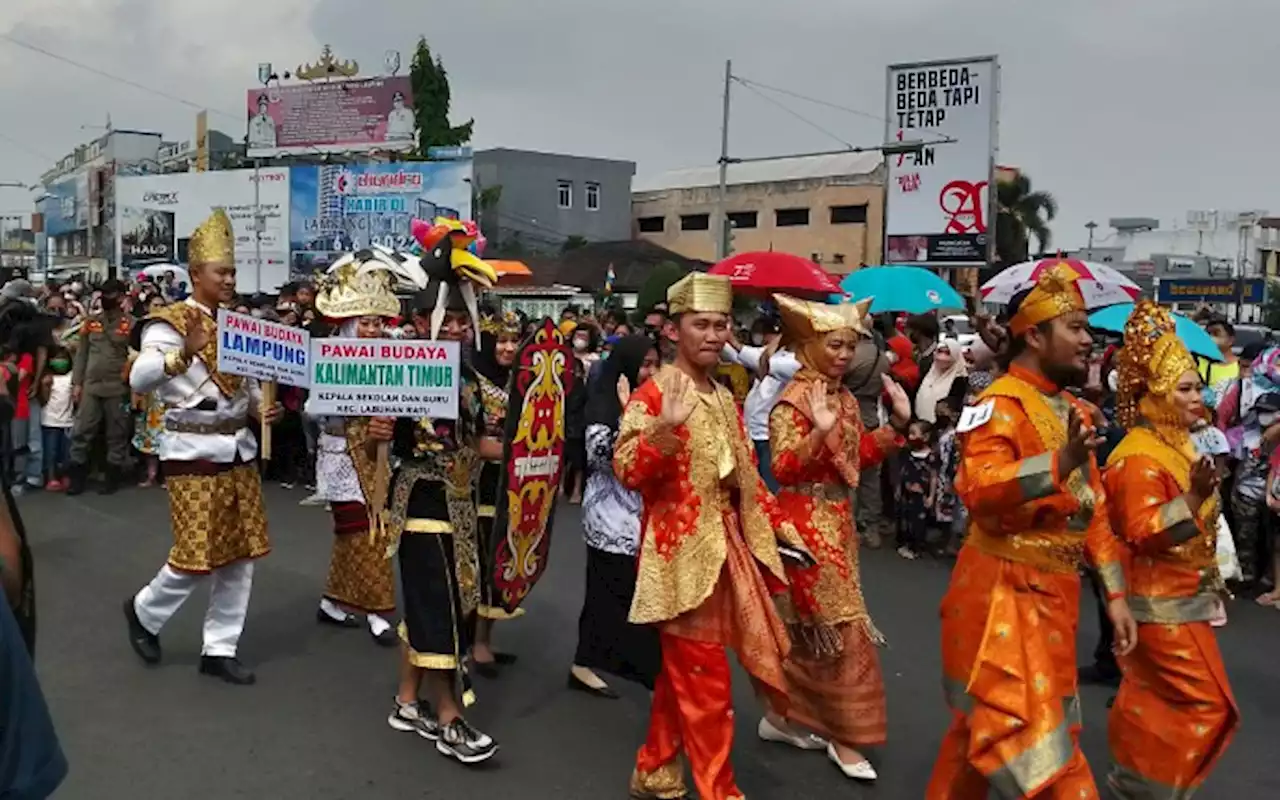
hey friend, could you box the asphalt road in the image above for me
[20,485,1280,799]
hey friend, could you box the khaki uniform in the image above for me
[70,309,133,467]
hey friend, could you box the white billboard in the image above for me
[884,56,999,266]
[114,168,291,293]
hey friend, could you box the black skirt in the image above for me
[573,546,660,690]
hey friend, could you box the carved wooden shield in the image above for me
[489,318,575,613]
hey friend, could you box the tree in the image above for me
[561,235,588,253]
[637,261,690,312]
[995,172,1058,265]
[1263,280,1280,329]
[409,37,473,157]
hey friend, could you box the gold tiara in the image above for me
[480,310,521,336]
[667,273,732,314]
[189,208,235,267]
[775,293,873,347]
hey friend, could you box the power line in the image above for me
[734,75,885,124]
[0,130,54,162]
[0,33,242,122]
[733,78,856,150]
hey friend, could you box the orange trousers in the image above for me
[928,712,1100,799]
[634,632,742,800]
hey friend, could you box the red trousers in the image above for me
[634,632,743,800]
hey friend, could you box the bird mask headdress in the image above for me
[408,217,498,346]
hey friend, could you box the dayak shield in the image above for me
[489,318,575,614]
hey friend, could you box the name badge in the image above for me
[957,399,995,433]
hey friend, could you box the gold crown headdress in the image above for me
[1115,300,1197,429]
[667,272,732,315]
[480,310,522,337]
[315,252,402,320]
[1009,263,1086,336]
[189,208,234,267]
[775,293,873,348]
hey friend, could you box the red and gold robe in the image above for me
[927,364,1126,799]
[1103,428,1238,798]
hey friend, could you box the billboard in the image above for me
[40,174,89,237]
[288,161,471,277]
[1156,278,1266,305]
[884,56,999,266]
[115,168,291,292]
[246,77,416,158]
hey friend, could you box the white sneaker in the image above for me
[827,742,877,781]
[757,716,826,751]
[298,493,326,507]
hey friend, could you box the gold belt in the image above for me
[1129,593,1217,624]
[404,518,454,534]
[966,523,1085,574]
[165,417,249,435]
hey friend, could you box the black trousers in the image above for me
[1087,569,1118,675]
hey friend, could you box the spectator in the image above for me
[1200,317,1240,410]
[914,337,969,423]
[905,313,941,375]
[37,349,74,491]
[896,419,935,560]
[67,278,133,496]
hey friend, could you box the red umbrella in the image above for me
[708,251,843,296]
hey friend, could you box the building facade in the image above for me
[630,152,885,273]
[473,148,636,255]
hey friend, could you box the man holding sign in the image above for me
[121,209,283,687]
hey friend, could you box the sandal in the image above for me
[1254,590,1280,608]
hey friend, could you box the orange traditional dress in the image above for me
[615,273,805,800]
[927,266,1127,800]
[1102,301,1238,798]
[766,294,901,752]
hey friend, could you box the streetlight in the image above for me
[1085,221,1098,252]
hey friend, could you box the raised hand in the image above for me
[882,374,911,428]
[616,375,632,409]
[1188,456,1219,508]
[810,381,837,434]
[657,370,694,430]
[182,307,210,359]
[1061,405,1103,476]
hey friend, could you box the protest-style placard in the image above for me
[308,338,460,418]
[216,309,311,388]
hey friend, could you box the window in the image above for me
[833,253,846,265]
[775,208,810,227]
[637,216,665,233]
[681,213,711,231]
[727,211,758,229]
[585,182,600,211]
[557,180,572,209]
[830,204,868,224]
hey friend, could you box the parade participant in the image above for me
[472,308,523,676]
[121,209,281,686]
[67,278,132,495]
[926,264,1136,799]
[1103,300,1238,798]
[615,272,810,800]
[764,294,910,782]
[382,222,503,765]
[310,258,402,646]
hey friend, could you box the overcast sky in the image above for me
[2,0,1276,250]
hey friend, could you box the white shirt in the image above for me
[315,430,364,503]
[248,114,276,148]
[130,299,261,463]
[42,374,75,428]
[582,424,642,556]
[721,344,801,442]
[386,108,415,140]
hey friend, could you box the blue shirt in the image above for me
[0,596,66,799]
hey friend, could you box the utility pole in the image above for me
[1085,220,1097,252]
[716,59,732,261]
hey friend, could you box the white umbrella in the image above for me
[137,264,190,286]
[980,258,1140,307]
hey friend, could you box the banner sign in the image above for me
[216,309,310,387]
[308,338,460,418]
[884,56,999,266]
[120,208,176,268]
[1156,278,1266,305]
[246,77,416,158]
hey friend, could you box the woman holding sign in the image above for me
[309,260,403,646]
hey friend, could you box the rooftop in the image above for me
[634,151,883,193]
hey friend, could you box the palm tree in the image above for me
[995,172,1058,265]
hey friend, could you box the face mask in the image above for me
[573,338,588,351]
[48,357,71,375]
[751,333,765,346]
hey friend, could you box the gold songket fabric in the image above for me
[147,302,243,399]
[165,462,270,573]
[666,273,732,315]
[1008,262,1086,336]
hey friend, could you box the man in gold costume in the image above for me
[122,209,282,686]
[615,272,809,800]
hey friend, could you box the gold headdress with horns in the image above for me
[1115,300,1198,431]
[667,273,732,315]
[315,253,402,320]
[480,309,522,337]
[1009,262,1086,336]
[775,293,873,348]
[189,208,235,267]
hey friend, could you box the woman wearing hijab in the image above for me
[913,336,969,423]
[471,308,524,676]
[1102,301,1238,797]
[764,295,911,782]
[568,335,662,699]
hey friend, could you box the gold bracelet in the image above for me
[163,349,192,377]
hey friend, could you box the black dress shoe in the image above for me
[199,656,256,685]
[99,466,121,495]
[473,661,500,679]
[123,597,161,664]
[493,652,518,666]
[65,464,88,496]
[371,626,399,647]
[568,672,620,699]
[316,607,361,628]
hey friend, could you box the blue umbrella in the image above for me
[1087,303,1221,361]
[836,266,967,314]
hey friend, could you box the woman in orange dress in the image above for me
[1103,300,1239,798]
[765,294,911,782]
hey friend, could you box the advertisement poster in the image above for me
[884,56,999,266]
[246,77,417,158]
[308,338,460,418]
[289,161,471,277]
[39,174,89,237]
[120,208,176,268]
[115,168,291,292]
[216,309,311,387]
[1156,278,1266,305]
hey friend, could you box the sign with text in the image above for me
[246,77,416,158]
[884,56,999,266]
[217,309,311,387]
[308,338,460,418]
[1156,278,1266,305]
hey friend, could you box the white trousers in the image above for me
[133,561,255,657]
